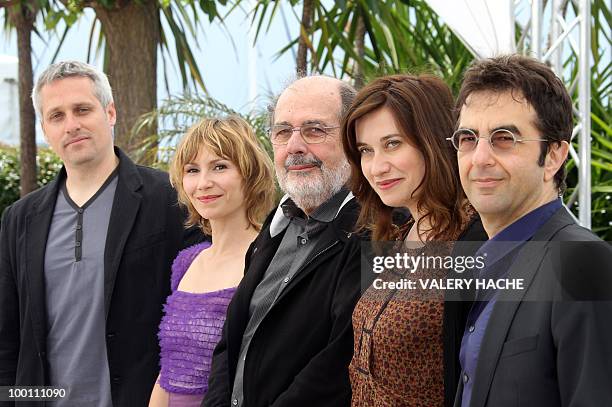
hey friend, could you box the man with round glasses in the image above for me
[447,127,548,153]
[453,55,612,407]
[204,76,361,407]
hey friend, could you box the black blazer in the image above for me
[203,198,362,407]
[453,207,612,407]
[0,148,202,406]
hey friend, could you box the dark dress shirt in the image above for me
[459,198,562,406]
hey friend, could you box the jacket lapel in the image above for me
[226,222,284,378]
[468,241,547,407]
[454,380,464,407]
[469,207,576,407]
[24,174,63,354]
[234,230,283,319]
[102,148,142,320]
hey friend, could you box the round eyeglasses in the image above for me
[446,128,548,152]
[269,124,339,146]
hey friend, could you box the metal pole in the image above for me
[549,0,563,74]
[578,0,591,228]
[531,0,542,58]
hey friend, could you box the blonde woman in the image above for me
[149,117,275,407]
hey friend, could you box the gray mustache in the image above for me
[284,154,322,169]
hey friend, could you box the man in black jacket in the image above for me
[450,55,612,407]
[0,61,201,406]
[203,76,360,407]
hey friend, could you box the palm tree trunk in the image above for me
[93,1,159,162]
[8,2,38,196]
[354,13,366,89]
[296,0,314,76]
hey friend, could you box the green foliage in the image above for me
[131,93,273,168]
[44,0,228,94]
[0,147,63,216]
[559,0,612,239]
[45,5,79,30]
[244,0,611,238]
[247,0,473,91]
[130,93,282,202]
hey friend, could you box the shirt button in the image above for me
[232,399,238,406]
[76,225,82,230]
[283,277,290,283]
[468,325,475,333]
[300,238,307,245]
[75,242,81,247]
[463,373,469,383]
[78,208,83,214]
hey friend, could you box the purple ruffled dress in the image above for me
[158,241,237,407]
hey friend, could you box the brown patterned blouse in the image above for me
[349,239,455,407]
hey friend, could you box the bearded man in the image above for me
[203,76,361,407]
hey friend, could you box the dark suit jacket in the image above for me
[0,148,203,406]
[203,198,362,407]
[453,207,612,407]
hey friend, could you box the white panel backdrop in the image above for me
[424,0,515,58]
[0,55,19,146]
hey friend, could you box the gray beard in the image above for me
[276,157,351,212]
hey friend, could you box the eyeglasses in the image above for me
[446,128,548,152]
[269,124,339,145]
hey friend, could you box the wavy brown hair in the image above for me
[170,116,276,235]
[341,74,468,241]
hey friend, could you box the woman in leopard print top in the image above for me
[341,74,486,407]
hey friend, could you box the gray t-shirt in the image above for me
[44,171,118,406]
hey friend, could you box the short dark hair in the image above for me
[342,74,469,241]
[456,54,573,193]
